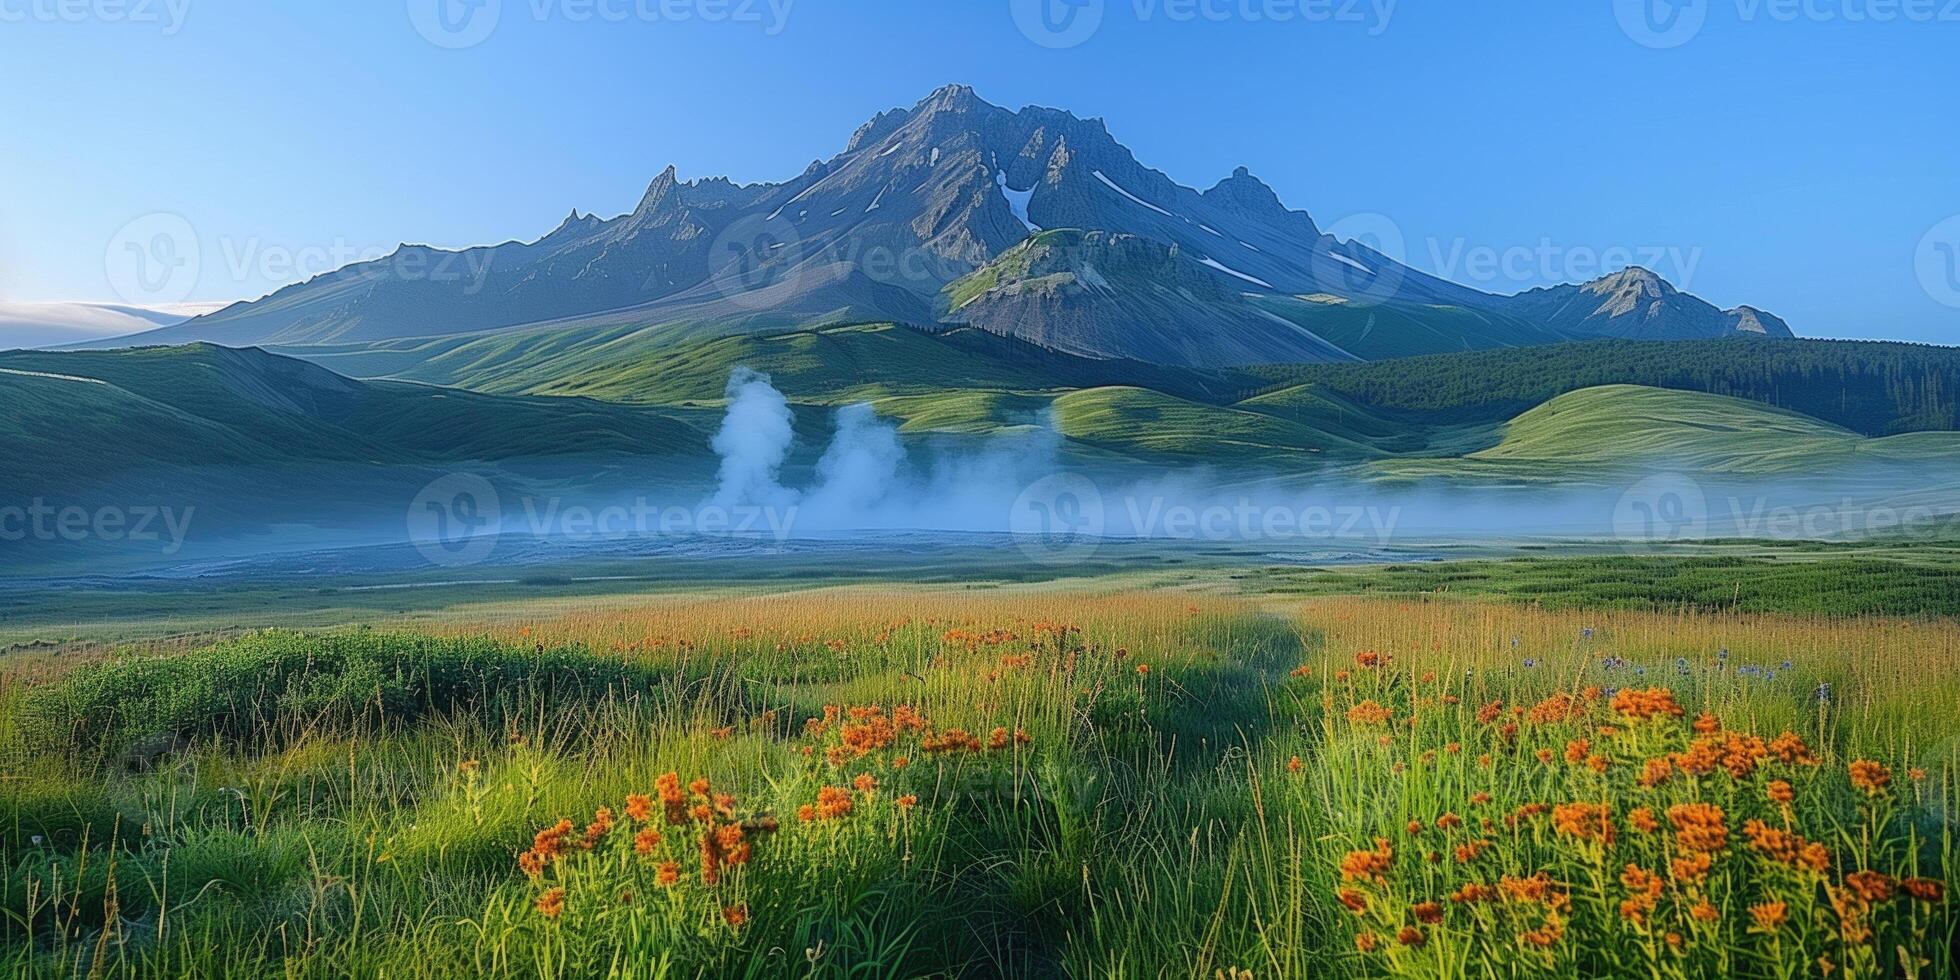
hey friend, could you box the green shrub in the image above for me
[18,631,671,760]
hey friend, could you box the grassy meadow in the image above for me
[1,585,1955,977]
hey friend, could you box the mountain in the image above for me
[942,230,1357,366]
[94,85,1791,367]
[1500,267,1794,341]
[0,301,200,350]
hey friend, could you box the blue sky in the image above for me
[1,0,1956,342]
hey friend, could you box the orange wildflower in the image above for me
[1397,926,1426,948]
[1619,865,1663,923]
[1412,901,1444,924]
[1520,915,1565,947]
[1668,803,1728,854]
[1671,851,1714,885]
[1639,757,1673,787]
[536,888,565,919]
[655,861,681,887]
[1743,819,1831,873]
[1767,780,1794,804]
[1628,807,1660,834]
[1768,731,1818,765]
[1749,901,1787,931]
[1339,839,1396,883]
[1552,803,1613,843]
[1611,687,1685,721]
[624,794,654,823]
[1347,700,1393,725]
[1844,870,1895,903]
[1848,760,1891,796]
[814,785,855,821]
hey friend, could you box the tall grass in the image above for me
[0,590,1952,977]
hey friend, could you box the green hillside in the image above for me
[278,322,1255,407]
[0,345,714,497]
[1472,385,1860,472]
[1377,385,1960,481]
[1248,336,1960,435]
[1243,293,1569,360]
[1052,386,1385,462]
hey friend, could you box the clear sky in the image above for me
[2,0,1956,342]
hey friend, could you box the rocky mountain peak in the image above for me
[632,165,682,219]
[1202,166,1285,214]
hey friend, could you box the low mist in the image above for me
[699,369,1960,551]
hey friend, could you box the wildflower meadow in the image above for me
[1,590,1954,977]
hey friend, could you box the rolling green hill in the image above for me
[1248,336,1960,436]
[1375,385,1960,481]
[1051,386,1387,462]
[9,337,1960,527]
[276,322,1257,407]
[0,345,714,497]
[1471,385,1862,472]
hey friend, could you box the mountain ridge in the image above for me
[92,84,1793,365]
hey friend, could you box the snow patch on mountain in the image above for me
[1093,170,1175,218]
[996,171,1040,234]
[1327,252,1373,275]
[1199,256,1275,290]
